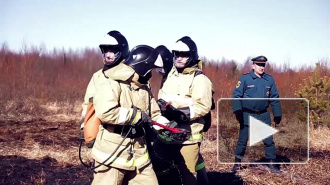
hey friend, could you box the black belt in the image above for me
[243,108,267,115]
[103,125,145,138]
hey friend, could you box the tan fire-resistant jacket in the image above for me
[81,69,104,117]
[158,66,213,144]
[90,63,169,171]
[81,60,131,116]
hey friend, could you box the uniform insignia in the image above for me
[266,91,270,96]
[266,86,271,88]
[236,81,241,88]
[260,57,265,60]
[247,85,255,88]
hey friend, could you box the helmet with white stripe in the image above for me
[99,30,129,66]
[172,36,199,68]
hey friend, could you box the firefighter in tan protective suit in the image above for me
[91,44,170,185]
[81,31,169,184]
[153,37,213,185]
[81,30,130,118]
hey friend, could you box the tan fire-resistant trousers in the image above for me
[92,163,158,185]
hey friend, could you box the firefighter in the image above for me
[81,30,130,118]
[154,45,210,185]
[91,45,170,185]
[155,45,174,88]
[153,37,213,185]
[232,56,282,173]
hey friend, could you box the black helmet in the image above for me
[172,36,199,68]
[155,45,173,76]
[124,45,163,77]
[99,30,129,66]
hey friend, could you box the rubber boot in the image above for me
[232,157,241,172]
[268,159,281,173]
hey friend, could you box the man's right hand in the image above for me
[234,110,244,124]
[157,99,189,123]
[130,108,151,127]
[157,99,168,114]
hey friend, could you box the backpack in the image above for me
[194,70,215,132]
[80,97,101,147]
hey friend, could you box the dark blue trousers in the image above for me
[234,112,276,159]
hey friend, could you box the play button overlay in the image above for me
[217,98,309,164]
[249,116,278,146]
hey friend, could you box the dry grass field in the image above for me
[0,46,329,184]
[0,112,329,184]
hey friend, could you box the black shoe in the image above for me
[232,157,242,172]
[268,159,281,173]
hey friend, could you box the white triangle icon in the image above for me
[249,116,278,146]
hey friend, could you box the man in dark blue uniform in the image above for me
[232,56,282,173]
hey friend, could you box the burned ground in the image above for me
[0,119,329,185]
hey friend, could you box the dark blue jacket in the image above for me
[232,70,282,117]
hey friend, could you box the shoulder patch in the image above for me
[236,81,241,88]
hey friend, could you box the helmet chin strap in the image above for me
[137,73,151,84]
[102,52,121,66]
[102,53,122,72]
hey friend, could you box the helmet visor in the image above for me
[100,45,119,54]
[173,51,190,58]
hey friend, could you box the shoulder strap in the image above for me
[194,70,215,110]
[194,70,204,77]
[146,87,152,116]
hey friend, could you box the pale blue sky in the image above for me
[1,0,329,68]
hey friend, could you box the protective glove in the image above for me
[234,110,244,124]
[157,99,189,122]
[274,116,281,125]
[129,107,151,127]
[172,107,190,123]
[157,99,171,115]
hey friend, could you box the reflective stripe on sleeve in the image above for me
[195,162,205,171]
[118,107,129,124]
[189,106,195,119]
[81,109,87,117]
